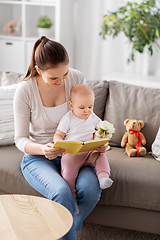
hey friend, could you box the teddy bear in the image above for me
[121,119,147,157]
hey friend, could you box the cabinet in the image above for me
[0,0,74,73]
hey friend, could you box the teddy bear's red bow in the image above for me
[129,130,141,157]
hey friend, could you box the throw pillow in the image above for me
[151,127,160,161]
[104,80,160,151]
[86,80,109,119]
[1,72,24,86]
[0,84,18,146]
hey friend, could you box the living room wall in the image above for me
[73,0,160,83]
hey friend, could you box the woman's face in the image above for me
[37,63,69,88]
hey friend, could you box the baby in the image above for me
[54,84,113,199]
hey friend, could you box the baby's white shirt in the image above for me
[57,110,101,142]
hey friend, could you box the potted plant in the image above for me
[100,0,160,62]
[37,15,53,38]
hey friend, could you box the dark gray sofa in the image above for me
[0,79,160,235]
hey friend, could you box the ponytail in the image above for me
[22,36,69,81]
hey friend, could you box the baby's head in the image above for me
[69,84,95,119]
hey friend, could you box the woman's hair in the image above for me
[22,36,69,81]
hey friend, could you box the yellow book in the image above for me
[53,138,110,155]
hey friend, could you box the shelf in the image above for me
[0,1,57,7]
[0,34,23,40]
[24,1,57,7]
[0,0,57,6]
[0,0,74,72]
[0,1,22,4]
[0,3,22,37]
[25,5,55,38]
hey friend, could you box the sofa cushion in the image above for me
[151,127,160,161]
[1,145,160,213]
[86,80,109,120]
[104,81,160,151]
[1,72,23,86]
[0,84,18,146]
[0,145,43,197]
[100,147,160,212]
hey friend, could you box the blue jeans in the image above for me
[21,154,102,240]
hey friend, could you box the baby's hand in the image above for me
[94,131,102,139]
[95,142,109,153]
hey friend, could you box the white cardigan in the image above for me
[13,68,85,153]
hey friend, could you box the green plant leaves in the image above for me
[100,0,160,62]
[146,0,155,7]
[37,16,52,28]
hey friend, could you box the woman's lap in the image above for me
[21,154,102,239]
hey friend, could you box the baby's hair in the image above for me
[70,84,94,102]
[22,36,69,81]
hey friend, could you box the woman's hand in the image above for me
[43,142,65,160]
[95,142,109,153]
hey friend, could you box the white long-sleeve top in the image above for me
[13,68,85,153]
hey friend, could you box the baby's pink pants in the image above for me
[61,151,110,198]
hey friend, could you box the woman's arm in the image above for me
[25,141,64,160]
[13,83,32,153]
[13,82,64,159]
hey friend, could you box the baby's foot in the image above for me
[99,177,113,189]
[106,145,111,151]
[74,200,79,215]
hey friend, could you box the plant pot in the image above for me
[37,28,51,38]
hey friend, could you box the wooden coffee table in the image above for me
[0,194,73,240]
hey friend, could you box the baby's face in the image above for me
[70,93,94,119]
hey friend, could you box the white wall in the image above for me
[73,0,160,85]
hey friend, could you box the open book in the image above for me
[53,138,110,155]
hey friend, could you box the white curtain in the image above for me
[73,0,160,82]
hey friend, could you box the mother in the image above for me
[13,36,105,239]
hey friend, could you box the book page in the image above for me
[79,138,110,153]
[53,141,83,155]
[53,138,110,155]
